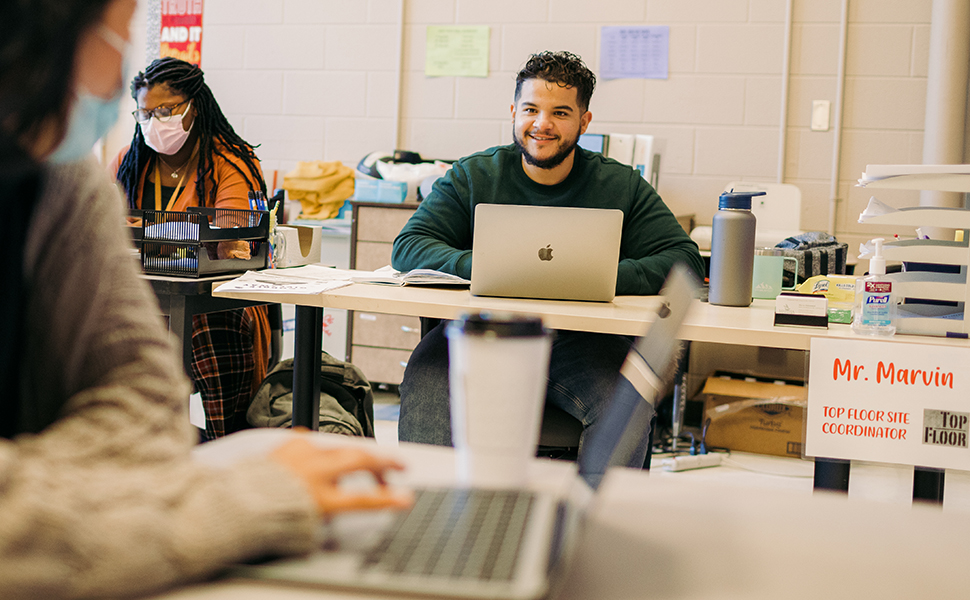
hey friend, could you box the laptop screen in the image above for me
[471,204,623,303]
[576,265,697,488]
[578,133,608,154]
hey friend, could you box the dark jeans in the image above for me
[398,322,652,471]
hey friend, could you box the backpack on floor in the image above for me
[247,352,375,437]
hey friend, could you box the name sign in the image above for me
[805,337,970,470]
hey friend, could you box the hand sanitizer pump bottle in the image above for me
[852,238,896,336]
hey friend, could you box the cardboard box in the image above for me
[698,373,807,458]
[274,225,321,268]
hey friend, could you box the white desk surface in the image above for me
[146,431,970,600]
[213,282,970,351]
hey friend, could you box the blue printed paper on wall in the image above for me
[600,26,669,80]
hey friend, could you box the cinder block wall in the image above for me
[117,0,937,246]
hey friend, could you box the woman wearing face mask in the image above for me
[1,1,409,597]
[110,57,272,440]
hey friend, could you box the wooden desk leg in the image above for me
[293,306,322,430]
[814,459,850,492]
[913,467,945,504]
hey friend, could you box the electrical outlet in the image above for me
[811,100,830,132]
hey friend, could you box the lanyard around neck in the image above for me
[153,148,196,211]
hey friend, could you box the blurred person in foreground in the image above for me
[0,1,408,598]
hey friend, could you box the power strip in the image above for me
[660,453,723,472]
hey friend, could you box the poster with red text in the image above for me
[160,0,203,66]
[806,337,970,470]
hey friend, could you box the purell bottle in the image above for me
[852,238,896,336]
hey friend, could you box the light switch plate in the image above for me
[811,100,830,132]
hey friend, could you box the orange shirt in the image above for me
[108,141,261,212]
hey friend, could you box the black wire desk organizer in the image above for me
[129,206,269,277]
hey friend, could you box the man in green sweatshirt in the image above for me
[391,50,703,467]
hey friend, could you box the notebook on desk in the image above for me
[470,204,623,302]
[233,266,698,600]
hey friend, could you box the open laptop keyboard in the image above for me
[361,488,535,582]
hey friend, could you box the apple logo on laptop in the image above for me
[538,245,553,261]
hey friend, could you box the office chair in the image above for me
[689,181,804,253]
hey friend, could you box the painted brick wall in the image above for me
[118,0,934,242]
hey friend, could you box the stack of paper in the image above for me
[857,196,970,228]
[215,264,469,295]
[350,265,470,287]
[858,164,970,193]
[215,267,354,294]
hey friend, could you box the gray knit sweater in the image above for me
[2,160,317,598]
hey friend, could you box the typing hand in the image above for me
[270,437,412,517]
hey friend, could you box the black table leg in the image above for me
[913,467,945,504]
[814,458,850,493]
[161,294,194,376]
[293,306,322,430]
[670,341,690,452]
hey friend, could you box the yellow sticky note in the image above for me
[425,25,489,77]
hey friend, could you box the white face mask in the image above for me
[140,100,194,155]
[50,25,130,163]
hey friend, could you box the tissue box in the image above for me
[274,225,321,268]
[699,373,806,458]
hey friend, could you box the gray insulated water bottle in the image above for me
[708,190,763,307]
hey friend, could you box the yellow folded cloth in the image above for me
[283,160,355,219]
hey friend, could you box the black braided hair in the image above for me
[115,57,266,208]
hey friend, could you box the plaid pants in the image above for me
[190,306,268,440]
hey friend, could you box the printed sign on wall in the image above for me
[806,337,970,471]
[600,26,669,80]
[425,26,490,78]
[160,0,203,66]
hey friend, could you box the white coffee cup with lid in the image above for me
[446,312,552,487]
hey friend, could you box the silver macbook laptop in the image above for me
[470,204,623,302]
[233,266,698,600]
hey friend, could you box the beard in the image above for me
[513,127,580,170]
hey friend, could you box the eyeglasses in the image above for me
[132,99,190,124]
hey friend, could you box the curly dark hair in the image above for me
[514,51,596,112]
[115,57,266,208]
